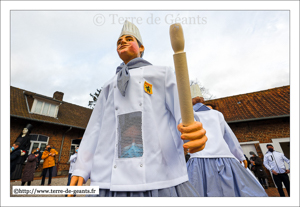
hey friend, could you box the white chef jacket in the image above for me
[263,151,290,174]
[68,153,78,174]
[72,65,188,191]
[190,103,245,162]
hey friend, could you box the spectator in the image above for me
[244,154,251,169]
[249,151,268,189]
[21,149,39,186]
[34,147,42,170]
[10,142,21,178]
[65,147,79,197]
[67,146,79,184]
[41,145,58,186]
[263,144,290,197]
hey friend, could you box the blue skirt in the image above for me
[186,157,268,197]
[86,181,199,197]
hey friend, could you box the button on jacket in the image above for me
[72,66,188,191]
[41,149,58,169]
[190,103,245,161]
[263,151,290,174]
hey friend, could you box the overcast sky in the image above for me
[10,10,289,108]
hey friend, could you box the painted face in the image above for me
[22,128,28,134]
[117,35,144,64]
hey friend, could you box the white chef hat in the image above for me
[118,20,143,45]
[190,84,203,99]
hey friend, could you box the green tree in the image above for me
[88,88,102,109]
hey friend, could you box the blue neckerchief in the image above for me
[193,102,211,112]
[121,142,143,158]
[116,58,152,96]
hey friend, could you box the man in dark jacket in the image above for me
[244,154,251,169]
[250,151,268,189]
[10,142,21,178]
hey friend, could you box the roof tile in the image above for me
[205,86,290,122]
[10,86,92,129]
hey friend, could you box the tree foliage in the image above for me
[88,88,102,109]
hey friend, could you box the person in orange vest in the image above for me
[41,145,58,186]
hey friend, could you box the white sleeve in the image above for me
[222,117,245,162]
[71,86,108,182]
[69,154,76,162]
[282,154,290,170]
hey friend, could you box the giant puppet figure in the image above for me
[186,84,268,197]
[11,124,33,180]
[69,21,207,197]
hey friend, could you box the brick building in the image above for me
[10,86,92,177]
[11,85,290,185]
[205,85,290,186]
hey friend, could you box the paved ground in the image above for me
[264,186,289,197]
[10,176,289,197]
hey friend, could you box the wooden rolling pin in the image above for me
[170,23,194,127]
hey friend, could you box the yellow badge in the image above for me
[144,81,153,95]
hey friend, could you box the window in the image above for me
[70,139,81,156]
[28,134,49,155]
[31,99,59,118]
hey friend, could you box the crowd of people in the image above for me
[10,125,78,189]
[10,20,290,197]
[10,125,59,187]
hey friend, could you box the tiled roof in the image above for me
[11,85,290,127]
[10,86,92,129]
[205,86,290,122]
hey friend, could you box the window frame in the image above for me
[27,134,49,163]
[31,98,59,118]
[69,139,81,157]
